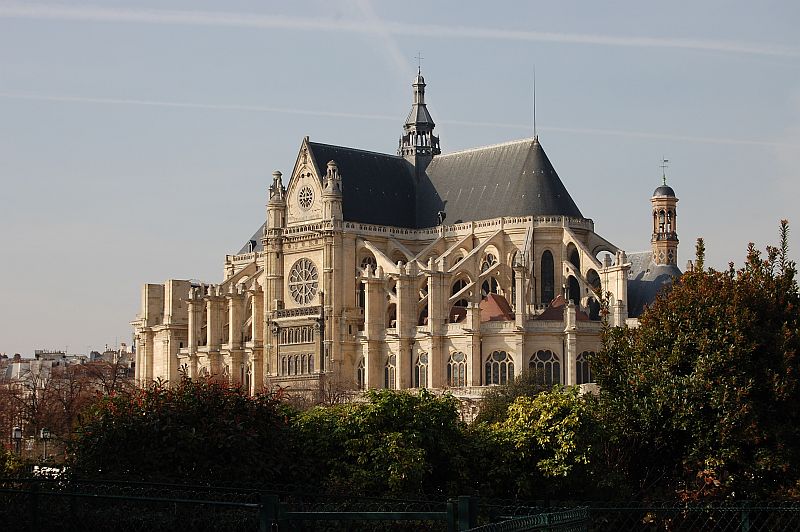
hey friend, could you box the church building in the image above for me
[132,71,681,396]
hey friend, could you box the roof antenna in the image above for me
[533,65,537,139]
[660,157,669,185]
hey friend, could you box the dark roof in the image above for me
[307,142,417,227]
[653,184,676,197]
[237,222,266,254]
[419,137,583,226]
[626,251,682,317]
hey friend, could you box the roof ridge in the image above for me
[438,137,535,158]
[308,141,403,160]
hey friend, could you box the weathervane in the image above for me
[660,157,669,185]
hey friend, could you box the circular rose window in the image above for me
[288,258,318,305]
[298,186,314,210]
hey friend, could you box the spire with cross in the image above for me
[660,157,669,185]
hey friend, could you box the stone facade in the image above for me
[133,72,679,397]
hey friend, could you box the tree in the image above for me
[593,221,800,499]
[69,377,297,485]
[475,370,548,425]
[294,389,466,497]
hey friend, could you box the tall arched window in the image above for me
[288,356,295,376]
[384,354,397,389]
[541,251,554,305]
[485,350,514,385]
[414,353,429,388]
[357,358,365,390]
[577,351,594,384]
[448,351,467,387]
[529,350,561,385]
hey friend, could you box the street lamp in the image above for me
[40,428,51,461]
[11,426,22,455]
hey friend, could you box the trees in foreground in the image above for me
[592,221,800,500]
[56,223,800,501]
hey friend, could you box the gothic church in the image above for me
[132,71,681,395]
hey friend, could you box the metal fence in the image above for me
[2,478,799,531]
[587,502,800,532]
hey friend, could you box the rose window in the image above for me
[288,258,319,305]
[298,186,314,210]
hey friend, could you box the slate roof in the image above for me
[237,136,587,251]
[307,142,417,228]
[626,251,682,317]
[237,222,266,254]
[419,137,583,226]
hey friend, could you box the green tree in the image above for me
[69,378,297,485]
[295,389,466,497]
[475,370,548,424]
[593,222,800,499]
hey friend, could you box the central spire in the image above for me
[398,70,440,160]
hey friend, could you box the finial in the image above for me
[415,51,424,74]
[660,157,669,185]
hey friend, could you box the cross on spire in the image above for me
[660,157,669,185]
[415,52,424,74]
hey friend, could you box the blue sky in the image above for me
[1,1,799,356]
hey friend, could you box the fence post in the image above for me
[740,501,750,532]
[458,496,477,531]
[29,480,40,530]
[259,493,279,532]
[446,499,457,532]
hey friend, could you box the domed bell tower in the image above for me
[651,168,679,266]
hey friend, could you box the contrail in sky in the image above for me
[0,2,797,58]
[0,91,789,148]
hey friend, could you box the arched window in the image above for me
[567,244,580,271]
[301,354,307,374]
[414,353,429,388]
[577,351,594,385]
[448,351,467,387]
[529,350,561,385]
[281,356,288,376]
[360,255,377,273]
[658,210,666,232]
[481,277,499,297]
[480,253,497,272]
[567,275,580,305]
[288,356,294,376]
[485,350,514,385]
[541,250,554,305]
[384,354,397,389]
[308,354,314,373]
[357,358,365,390]
[294,355,300,375]
[386,304,397,328]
